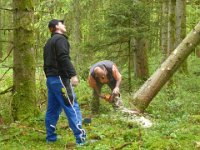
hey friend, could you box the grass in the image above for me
[0,55,200,149]
[0,109,199,150]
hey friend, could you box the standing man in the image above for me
[43,19,86,145]
[88,60,124,114]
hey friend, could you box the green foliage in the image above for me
[105,0,150,37]
[0,70,13,123]
[74,79,92,114]
[1,55,200,149]
[77,0,152,79]
[187,2,200,30]
[1,0,200,149]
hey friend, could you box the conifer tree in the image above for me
[12,0,37,120]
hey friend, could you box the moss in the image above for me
[12,80,38,121]
[190,115,200,123]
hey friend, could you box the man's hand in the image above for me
[112,87,120,95]
[71,76,79,87]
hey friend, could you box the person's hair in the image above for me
[49,27,56,33]
[48,19,64,33]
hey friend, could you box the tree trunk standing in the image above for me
[132,22,200,112]
[167,0,176,56]
[128,39,132,92]
[133,38,149,81]
[12,0,37,120]
[161,0,168,61]
[175,0,188,73]
[191,1,200,58]
[0,0,3,60]
[133,0,149,81]
[166,0,176,86]
[73,0,82,68]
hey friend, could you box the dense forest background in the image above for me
[0,0,200,149]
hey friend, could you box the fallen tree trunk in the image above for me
[132,22,200,112]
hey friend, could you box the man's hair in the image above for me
[48,19,64,33]
[49,27,56,33]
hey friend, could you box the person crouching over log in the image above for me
[88,60,124,114]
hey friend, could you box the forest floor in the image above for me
[0,55,200,150]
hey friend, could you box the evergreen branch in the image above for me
[0,67,12,82]
[0,7,13,11]
[0,7,50,14]
[0,86,13,95]
[101,39,129,47]
[0,28,14,31]
[0,65,13,68]
[91,39,129,52]
[0,46,13,63]
[0,40,13,43]
[34,10,50,14]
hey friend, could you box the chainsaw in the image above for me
[102,94,113,102]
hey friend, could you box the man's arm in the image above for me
[112,64,122,95]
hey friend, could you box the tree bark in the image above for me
[133,38,149,81]
[161,0,168,61]
[132,22,200,112]
[12,0,37,120]
[175,0,188,73]
[128,39,132,92]
[73,0,82,68]
[0,0,3,60]
[167,0,176,56]
[133,1,149,81]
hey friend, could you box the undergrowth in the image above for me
[0,55,200,149]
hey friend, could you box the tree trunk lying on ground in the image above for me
[132,22,200,113]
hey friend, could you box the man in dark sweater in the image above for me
[43,19,86,145]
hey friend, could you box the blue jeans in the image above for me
[45,76,86,144]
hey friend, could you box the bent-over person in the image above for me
[88,60,124,114]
